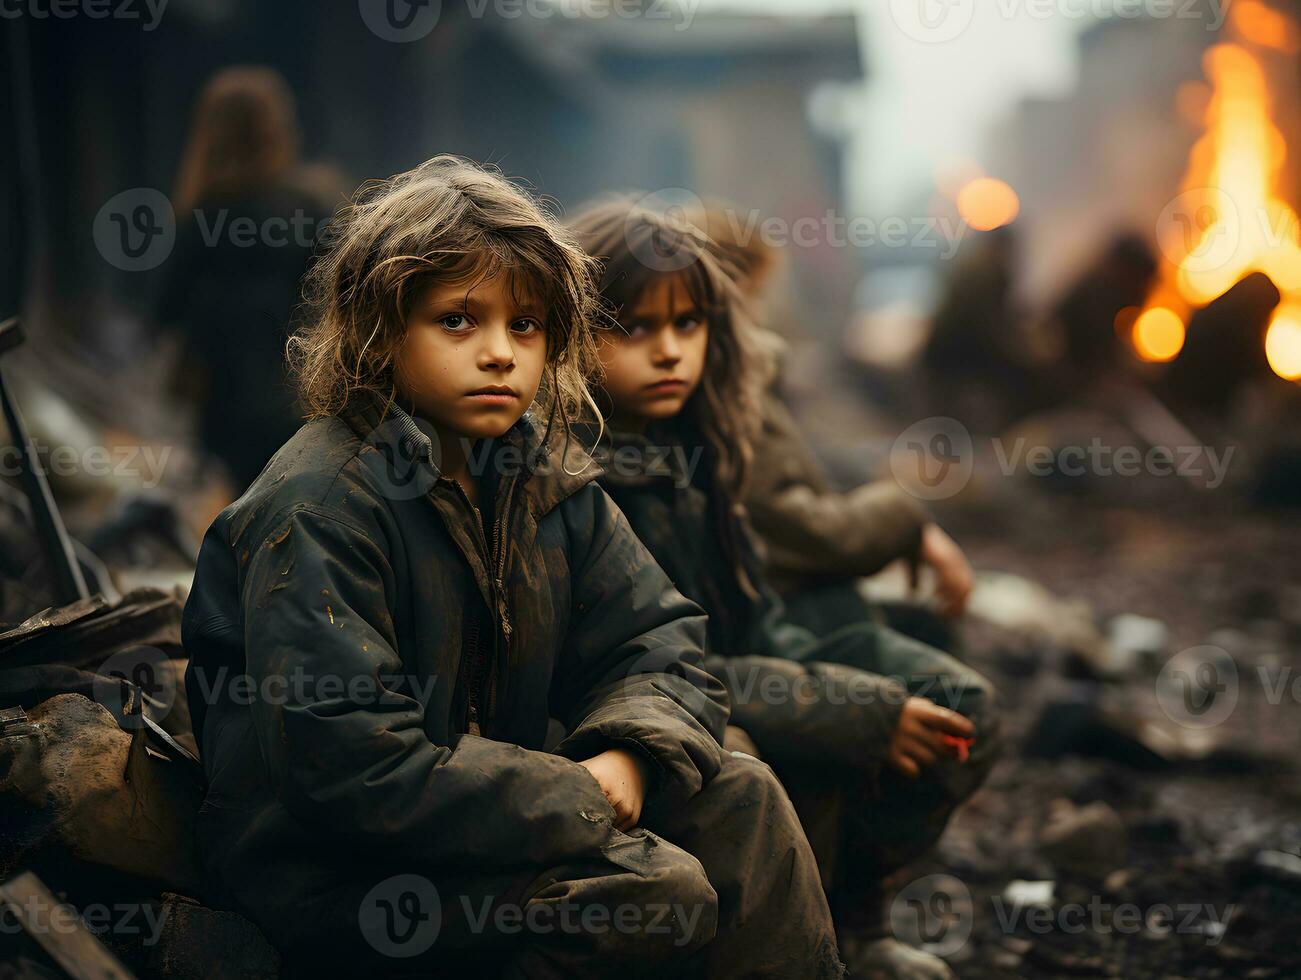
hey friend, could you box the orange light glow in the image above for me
[1265,306,1301,379]
[1232,0,1301,53]
[956,178,1020,232]
[1135,22,1301,380]
[1113,305,1141,340]
[1175,81,1211,126]
[1132,308,1187,362]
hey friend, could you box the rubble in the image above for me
[0,588,184,671]
[1002,880,1055,908]
[0,691,202,894]
[1104,613,1169,676]
[928,485,1301,979]
[1039,800,1128,878]
[144,894,279,980]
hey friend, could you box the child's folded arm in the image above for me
[748,480,930,580]
[550,485,730,808]
[746,397,929,579]
[238,504,619,869]
[704,654,907,777]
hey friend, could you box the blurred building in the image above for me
[3,0,865,396]
[986,15,1212,306]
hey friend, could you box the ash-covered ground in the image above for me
[909,489,1301,979]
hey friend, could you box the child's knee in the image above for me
[934,663,1001,797]
[955,666,1001,763]
[705,753,803,847]
[609,831,719,959]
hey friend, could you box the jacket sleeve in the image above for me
[745,396,929,580]
[550,484,730,809]
[236,502,620,870]
[704,653,906,779]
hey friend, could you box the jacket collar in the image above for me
[592,425,695,490]
[341,390,600,516]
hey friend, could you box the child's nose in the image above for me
[479,322,517,370]
[653,326,682,363]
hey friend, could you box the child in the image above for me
[572,197,1000,980]
[686,201,974,647]
[181,157,842,978]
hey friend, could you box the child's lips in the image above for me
[644,378,687,395]
[466,386,519,405]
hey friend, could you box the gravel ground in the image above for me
[907,485,1301,978]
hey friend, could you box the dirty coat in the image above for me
[595,427,999,915]
[182,395,738,970]
[745,395,928,595]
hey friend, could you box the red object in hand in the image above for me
[942,734,975,763]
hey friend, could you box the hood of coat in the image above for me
[339,390,601,517]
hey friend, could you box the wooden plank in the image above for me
[0,871,137,980]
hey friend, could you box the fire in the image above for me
[1134,11,1301,382]
[1231,0,1301,54]
[1264,304,1301,379]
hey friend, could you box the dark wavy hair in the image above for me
[568,195,772,502]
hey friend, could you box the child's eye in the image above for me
[439,314,471,333]
[676,313,704,332]
[511,318,542,336]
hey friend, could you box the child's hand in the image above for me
[577,749,650,831]
[916,524,974,618]
[886,697,976,779]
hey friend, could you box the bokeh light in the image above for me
[1132,307,1187,362]
[956,177,1020,232]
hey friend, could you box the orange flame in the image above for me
[1134,9,1301,381]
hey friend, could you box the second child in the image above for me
[572,197,1000,980]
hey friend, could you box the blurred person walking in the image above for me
[158,66,341,493]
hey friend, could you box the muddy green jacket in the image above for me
[745,396,928,595]
[594,428,908,776]
[182,396,728,931]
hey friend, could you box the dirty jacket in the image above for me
[594,428,908,777]
[181,396,729,935]
[745,395,929,595]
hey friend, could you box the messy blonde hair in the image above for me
[289,155,601,439]
[569,195,772,501]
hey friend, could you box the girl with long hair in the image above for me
[182,157,841,978]
[573,195,1000,980]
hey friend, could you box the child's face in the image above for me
[394,271,547,441]
[597,274,709,428]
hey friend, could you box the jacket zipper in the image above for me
[447,472,518,736]
[492,475,517,643]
